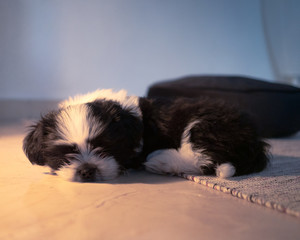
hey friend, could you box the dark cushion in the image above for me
[147,76,300,138]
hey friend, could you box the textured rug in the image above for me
[180,132,300,218]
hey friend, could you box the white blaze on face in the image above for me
[55,104,120,181]
[56,104,103,150]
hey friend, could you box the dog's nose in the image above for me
[76,164,97,181]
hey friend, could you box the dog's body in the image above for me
[23,89,269,182]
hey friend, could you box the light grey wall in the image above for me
[262,0,300,85]
[0,0,274,99]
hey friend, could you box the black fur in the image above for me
[87,100,143,169]
[139,97,269,176]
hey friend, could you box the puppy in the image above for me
[23,89,269,182]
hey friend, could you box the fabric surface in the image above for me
[147,76,300,138]
[180,132,300,218]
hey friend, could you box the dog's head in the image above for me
[23,92,143,182]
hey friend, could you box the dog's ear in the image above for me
[118,109,143,146]
[23,121,46,166]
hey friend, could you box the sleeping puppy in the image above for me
[23,89,269,182]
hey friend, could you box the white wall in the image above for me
[0,0,274,99]
[262,0,300,85]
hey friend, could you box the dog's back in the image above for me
[139,97,269,177]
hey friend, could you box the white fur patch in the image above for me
[180,121,203,160]
[216,163,236,178]
[56,104,103,149]
[145,120,212,175]
[59,89,141,118]
[145,149,198,174]
[58,155,119,182]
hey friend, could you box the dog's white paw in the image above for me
[145,149,180,175]
[145,149,208,175]
[216,163,236,178]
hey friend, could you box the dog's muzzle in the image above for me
[75,162,98,182]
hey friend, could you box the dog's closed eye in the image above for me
[54,144,80,154]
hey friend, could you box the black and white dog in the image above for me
[23,89,269,182]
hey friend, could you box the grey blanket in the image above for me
[181,132,300,218]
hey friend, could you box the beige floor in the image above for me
[0,122,299,240]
